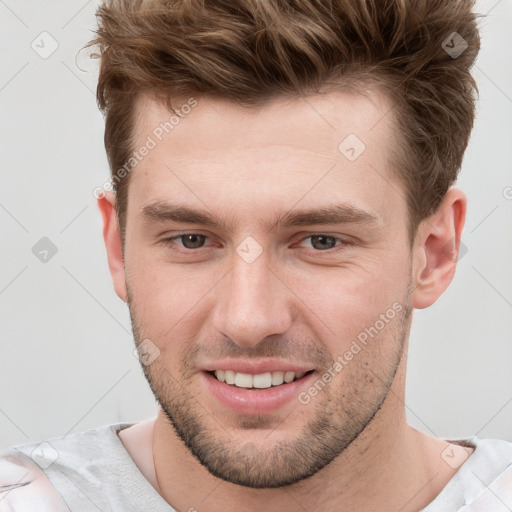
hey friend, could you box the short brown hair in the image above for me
[90,0,480,245]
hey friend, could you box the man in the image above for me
[1,0,511,510]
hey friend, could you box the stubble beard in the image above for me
[128,290,412,488]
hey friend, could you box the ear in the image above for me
[97,191,127,303]
[411,187,467,309]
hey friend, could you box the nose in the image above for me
[212,248,293,348]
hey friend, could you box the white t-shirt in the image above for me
[1,423,511,511]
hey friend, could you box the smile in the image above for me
[210,370,314,389]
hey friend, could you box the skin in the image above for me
[99,88,472,511]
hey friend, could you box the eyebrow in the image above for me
[141,201,380,231]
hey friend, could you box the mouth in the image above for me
[207,369,315,389]
[203,368,317,414]
[201,360,318,414]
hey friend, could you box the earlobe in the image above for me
[411,188,467,310]
[97,191,128,302]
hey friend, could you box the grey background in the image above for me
[1,0,511,451]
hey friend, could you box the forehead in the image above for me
[127,88,405,228]
[133,88,394,157]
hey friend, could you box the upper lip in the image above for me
[201,359,315,375]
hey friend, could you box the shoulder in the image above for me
[0,448,70,511]
[433,436,512,512]
[0,422,134,511]
[460,436,512,476]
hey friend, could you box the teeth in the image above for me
[253,372,272,388]
[234,372,253,388]
[271,371,284,386]
[224,370,236,385]
[213,370,309,388]
[284,371,295,383]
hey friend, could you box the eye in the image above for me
[163,233,209,249]
[299,235,344,251]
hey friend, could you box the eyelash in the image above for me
[159,233,351,253]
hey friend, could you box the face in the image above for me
[123,89,415,488]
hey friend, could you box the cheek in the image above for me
[127,253,219,332]
[284,257,409,348]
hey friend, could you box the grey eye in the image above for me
[180,234,207,249]
[309,235,337,250]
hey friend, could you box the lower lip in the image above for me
[202,371,316,415]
